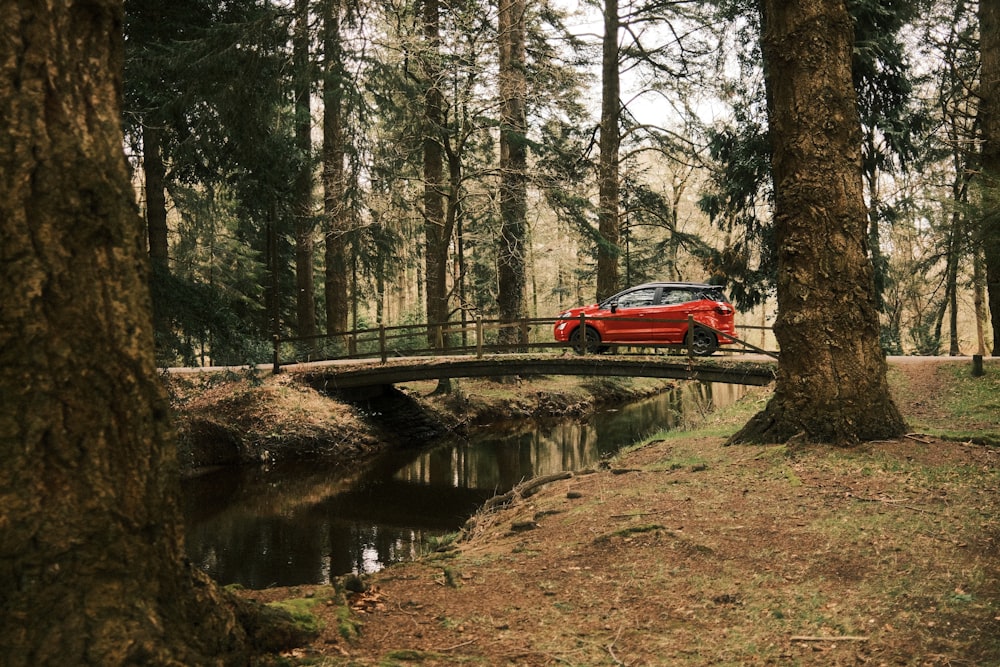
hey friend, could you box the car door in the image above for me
[654,287,697,343]
[602,286,660,342]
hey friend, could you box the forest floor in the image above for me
[176,357,1000,666]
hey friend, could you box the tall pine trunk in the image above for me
[497,0,528,347]
[596,0,620,301]
[324,0,350,337]
[730,0,906,445]
[142,122,172,348]
[294,0,317,341]
[422,0,449,348]
[143,123,170,276]
[981,0,1000,355]
[0,2,306,663]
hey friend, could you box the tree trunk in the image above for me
[0,3,304,663]
[862,147,888,315]
[596,0,621,302]
[974,246,988,356]
[981,0,1000,355]
[730,0,906,445]
[143,123,170,276]
[143,122,172,347]
[422,0,449,349]
[450,148,468,342]
[497,0,528,347]
[294,0,317,341]
[946,217,961,356]
[324,0,351,338]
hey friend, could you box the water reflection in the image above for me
[183,381,744,588]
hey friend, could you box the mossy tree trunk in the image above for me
[0,2,300,664]
[729,0,906,445]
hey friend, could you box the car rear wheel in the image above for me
[690,327,718,356]
[570,326,602,354]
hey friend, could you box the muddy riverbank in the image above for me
[167,370,680,473]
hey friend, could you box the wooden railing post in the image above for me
[379,324,387,364]
[272,335,280,374]
[349,333,357,357]
[687,314,695,360]
[476,317,484,358]
[578,312,587,356]
[433,323,444,351]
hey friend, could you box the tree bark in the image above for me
[497,0,529,347]
[294,0,317,340]
[981,0,1000,355]
[422,0,450,348]
[143,123,170,276]
[596,0,621,302]
[729,0,906,445]
[143,122,172,346]
[974,246,988,356]
[323,0,351,337]
[0,2,304,663]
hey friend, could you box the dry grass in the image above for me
[169,372,379,469]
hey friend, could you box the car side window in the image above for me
[616,287,658,309]
[662,289,694,305]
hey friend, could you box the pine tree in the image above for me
[981,0,1000,354]
[497,0,530,345]
[729,0,907,445]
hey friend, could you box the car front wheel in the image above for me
[570,326,602,354]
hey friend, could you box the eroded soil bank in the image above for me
[167,370,679,474]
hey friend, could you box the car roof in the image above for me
[620,282,719,290]
[603,282,727,303]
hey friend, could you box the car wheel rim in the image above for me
[571,329,600,354]
[692,329,715,355]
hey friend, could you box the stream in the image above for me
[182,381,745,588]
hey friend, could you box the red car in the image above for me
[553,282,737,356]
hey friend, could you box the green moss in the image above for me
[440,566,461,588]
[267,597,323,635]
[334,604,362,641]
[380,649,445,664]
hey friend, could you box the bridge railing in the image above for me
[272,314,777,372]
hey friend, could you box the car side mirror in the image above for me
[609,302,618,314]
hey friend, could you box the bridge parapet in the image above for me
[273,315,777,373]
[292,355,777,393]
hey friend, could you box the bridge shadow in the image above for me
[309,382,452,448]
